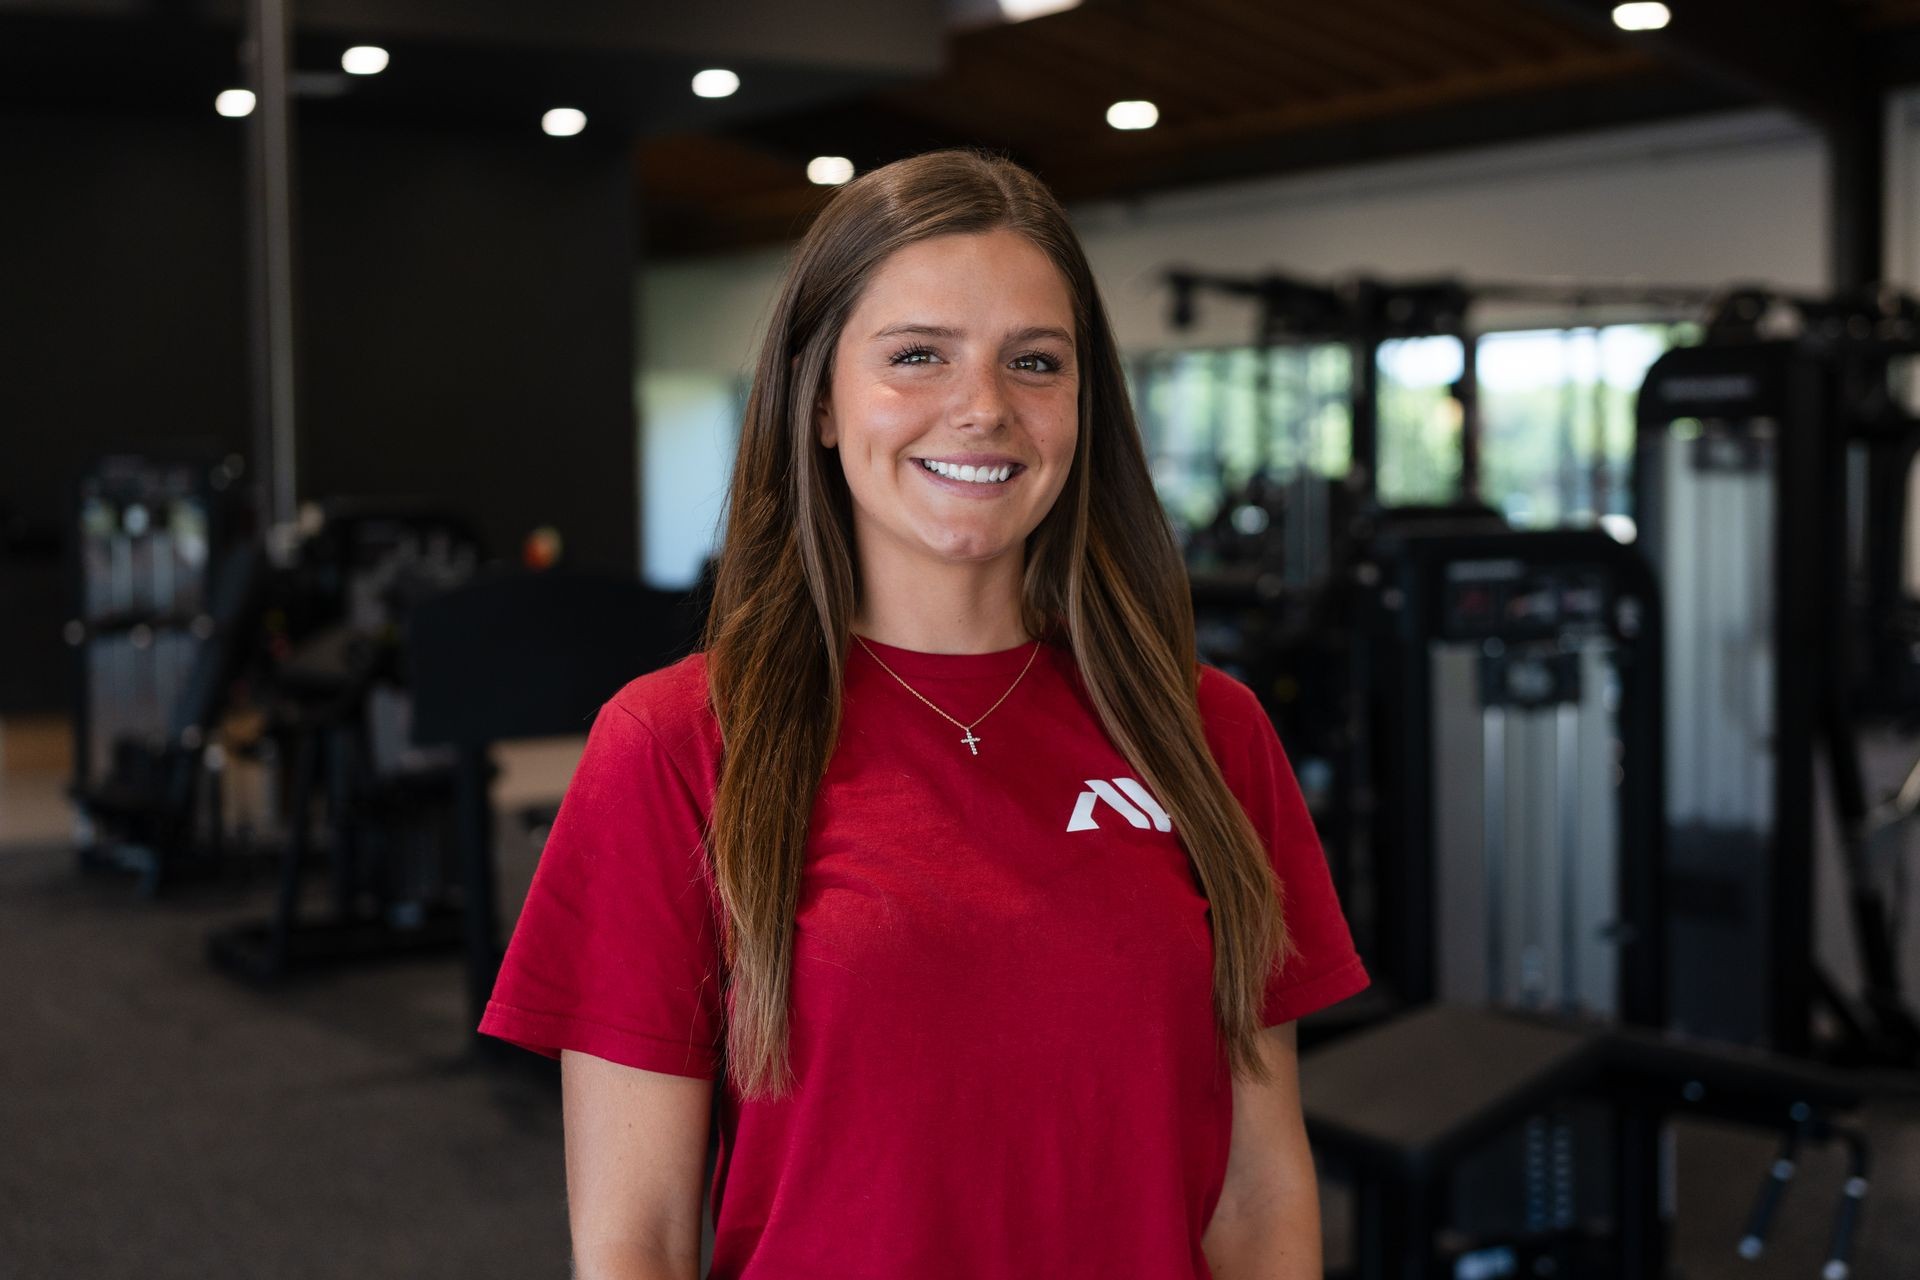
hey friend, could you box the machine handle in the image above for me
[1737,1120,1804,1261]
[1821,1127,1871,1280]
[1737,1154,1796,1260]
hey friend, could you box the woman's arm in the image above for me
[1200,1022,1323,1279]
[560,1049,714,1280]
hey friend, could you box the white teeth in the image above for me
[919,459,1014,484]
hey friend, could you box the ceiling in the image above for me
[10,0,1920,260]
[640,0,1920,256]
[0,0,944,135]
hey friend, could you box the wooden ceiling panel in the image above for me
[1357,0,1553,70]
[1289,3,1495,85]
[1857,0,1920,23]
[1155,0,1360,101]
[1221,0,1434,92]
[875,34,1122,148]
[1017,12,1244,119]
[636,134,799,204]
[1075,44,1654,154]
[1061,2,1295,115]
[1441,0,1621,59]
[639,0,1920,256]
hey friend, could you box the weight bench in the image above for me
[1301,1004,1865,1280]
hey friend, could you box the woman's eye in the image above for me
[889,345,938,366]
[1010,350,1062,373]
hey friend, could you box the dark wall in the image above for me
[0,113,250,523]
[298,123,638,578]
[0,112,249,716]
[0,109,639,714]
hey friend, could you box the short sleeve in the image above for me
[477,700,724,1078]
[1200,669,1370,1027]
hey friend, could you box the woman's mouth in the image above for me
[914,458,1023,486]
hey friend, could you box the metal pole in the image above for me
[244,0,300,565]
[1827,90,1885,293]
[1483,700,1508,1006]
[1457,333,1481,505]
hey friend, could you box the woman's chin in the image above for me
[915,527,1023,565]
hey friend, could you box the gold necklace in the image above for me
[852,633,1043,756]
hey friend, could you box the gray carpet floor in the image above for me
[3,827,1917,1279]
[1,834,570,1279]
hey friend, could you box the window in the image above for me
[1477,323,1693,530]
[1130,344,1350,539]
[1377,335,1465,506]
[1129,322,1694,541]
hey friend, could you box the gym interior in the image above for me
[6,1,1920,1276]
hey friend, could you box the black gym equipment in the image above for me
[1302,1003,1867,1280]
[1635,299,1920,1066]
[1313,503,1883,1269]
[1290,535,1879,1278]
[1159,270,1903,1275]
[1309,524,1672,1277]
[206,499,489,983]
[66,451,259,894]
[60,459,709,1023]
[1169,270,1497,923]
[1166,269,1920,1066]
[1168,270,1710,918]
[1361,524,1666,1028]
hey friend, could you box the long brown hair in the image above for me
[700,148,1290,1100]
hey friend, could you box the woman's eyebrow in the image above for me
[869,322,1073,345]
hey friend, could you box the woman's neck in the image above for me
[851,558,1033,654]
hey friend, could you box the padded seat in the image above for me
[1298,1003,1864,1280]
[1302,1003,1606,1180]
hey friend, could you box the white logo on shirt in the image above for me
[1067,777,1172,833]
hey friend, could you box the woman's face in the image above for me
[817,228,1080,576]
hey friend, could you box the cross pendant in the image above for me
[960,727,981,756]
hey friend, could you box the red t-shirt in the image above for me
[479,634,1368,1278]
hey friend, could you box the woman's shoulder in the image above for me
[603,650,719,758]
[1059,651,1265,747]
[1193,661,1266,735]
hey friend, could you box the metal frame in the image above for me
[1632,339,1877,1054]
[66,450,241,879]
[1368,527,1668,1028]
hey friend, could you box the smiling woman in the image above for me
[478,148,1368,1280]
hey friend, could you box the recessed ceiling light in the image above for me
[1106,100,1158,130]
[215,88,256,118]
[999,0,1080,18]
[1611,2,1670,30]
[808,156,855,185]
[691,69,740,99]
[341,46,389,75]
[542,108,587,137]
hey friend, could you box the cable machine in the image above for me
[1635,287,1920,1065]
[1165,270,1712,996]
[1160,270,1883,1277]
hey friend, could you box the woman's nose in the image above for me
[951,359,1011,430]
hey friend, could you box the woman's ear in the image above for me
[815,387,837,450]
[795,352,837,449]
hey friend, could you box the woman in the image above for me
[479,149,1368,1279]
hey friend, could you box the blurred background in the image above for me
[4,0,1920,1276]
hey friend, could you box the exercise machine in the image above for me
[66,451,257,893]
[1636,295,1920,1064]
[206,498,487,981]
